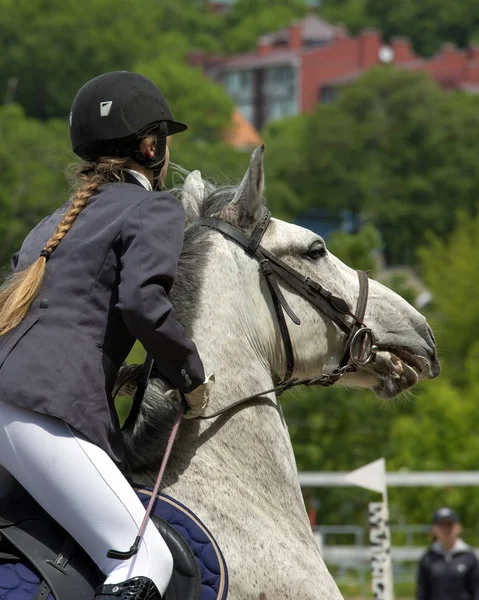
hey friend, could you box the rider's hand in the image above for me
[183,374,215,419]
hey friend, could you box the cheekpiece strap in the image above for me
[245,209,271,255]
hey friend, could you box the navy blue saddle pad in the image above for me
[134,485,228,600]
[0,486,228,600]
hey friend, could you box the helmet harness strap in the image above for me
[125,121,168,190]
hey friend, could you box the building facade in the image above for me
[191,15,479,130]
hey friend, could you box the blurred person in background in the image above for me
[416,507,479,600]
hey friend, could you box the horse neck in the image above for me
[167,243,310,528]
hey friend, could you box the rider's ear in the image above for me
[181,170,205,227]
[232,145,265,226]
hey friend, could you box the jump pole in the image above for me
[345,457,394,600]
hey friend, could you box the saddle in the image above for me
[0,481,227,600]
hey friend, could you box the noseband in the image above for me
[196,208,377,420]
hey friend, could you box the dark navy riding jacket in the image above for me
[0,175,205,464]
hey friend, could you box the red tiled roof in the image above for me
[216,49,302,71]
[261,15,335,45]
[224,109,263,149]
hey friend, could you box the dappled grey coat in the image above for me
[0,176,205,464]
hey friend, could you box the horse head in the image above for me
[177,145,439,402]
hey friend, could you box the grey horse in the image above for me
[121,146,439,600]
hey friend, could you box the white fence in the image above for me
[299,470,479,487]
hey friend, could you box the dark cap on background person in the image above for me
[432,507,459,524]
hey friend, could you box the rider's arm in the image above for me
[117,192,205,393]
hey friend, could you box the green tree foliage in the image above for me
[154,1,224,54]
[222,0,308,53]
[0,0,166,119]
[418,211,479,381]
[0,0,308,120]
[365,0,479,57]
[168,140,246,186]
[327,224,382,275]
[0,8,243,272]
[0,104,69,270]
[262,114,309,219]
[388,375,479,541]
[320,0,479,57]
[135,57,234,143]
[264,66,479,264]
[320,0,371,35]
[283,385,410,525]
[283,208,479,538]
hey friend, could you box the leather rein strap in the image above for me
[195,209,375,420]
[121,354,154,431]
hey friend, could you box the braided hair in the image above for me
[0,156,132,335]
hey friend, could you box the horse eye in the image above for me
[307,243,325,260]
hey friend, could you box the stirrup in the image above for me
[94,576,162,600]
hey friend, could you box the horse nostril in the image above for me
[427,323,436,346]
[430,358,441,378]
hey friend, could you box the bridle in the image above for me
[195,207,378,420]
[121,207,378,428]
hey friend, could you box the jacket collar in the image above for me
[123,169,152,191]
[432,539,470,556]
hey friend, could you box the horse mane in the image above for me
[122,169,243,475]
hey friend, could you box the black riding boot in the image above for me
[94,576,162,600]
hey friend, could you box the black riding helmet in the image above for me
[69,71,187,185]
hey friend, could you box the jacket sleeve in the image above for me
[117,192,205,393]
[416,554,430,600]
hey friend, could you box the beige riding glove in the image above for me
[183,374,215,419]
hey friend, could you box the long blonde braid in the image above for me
[0,157,129,336]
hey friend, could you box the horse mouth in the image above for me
[369,347,438,399]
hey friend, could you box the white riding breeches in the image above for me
[0,400,173,595]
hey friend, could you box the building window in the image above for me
[223,70,254,123]
[320,86,339,103]
[263,66,297,124]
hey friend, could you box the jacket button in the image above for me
[181,369,186,376]
[39,299,49,309]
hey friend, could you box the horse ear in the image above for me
[181,170,205,226]
[232,145,265,224]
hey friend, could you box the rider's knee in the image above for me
[145,529,174,576]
